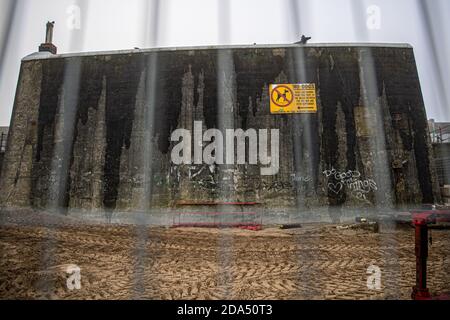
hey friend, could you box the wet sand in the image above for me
[0,210,449,300]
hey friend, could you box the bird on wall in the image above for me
[295,35,312,44]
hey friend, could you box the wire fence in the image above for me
[0,0,449,300]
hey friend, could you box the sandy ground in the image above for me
[0,210,449,300]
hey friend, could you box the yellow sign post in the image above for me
[269,83,317,114]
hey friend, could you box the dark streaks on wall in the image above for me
[285,48,321,191]
[3,45,439,212]
[35,60,64,163]
[150,53,184,153]
[31,59,65,207]
[318,51,340,184]
[376,48,434,203]
[65,57,105,209]
[103,55,142,209]
[234,49,285,129]
[335,51,360,172]
[405,53,434,203]
[318,49,364,205]
[76,58,104,125]
[194,52,218,130]
[58,58,82,210]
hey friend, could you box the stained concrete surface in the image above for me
[0,45,441,214]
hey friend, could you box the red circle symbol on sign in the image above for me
[271,85,294,108]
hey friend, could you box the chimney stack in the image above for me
[39,21,57,54]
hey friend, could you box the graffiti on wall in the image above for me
[323,168,378,202]
[172,163,378,202]
[291,174,312,183]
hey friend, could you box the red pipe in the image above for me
[412,222,431,300]
[411,210,450,300]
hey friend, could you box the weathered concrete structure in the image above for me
[0,44,441,213]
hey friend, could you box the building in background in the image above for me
[429,119,450,144]
[429,120,450,205]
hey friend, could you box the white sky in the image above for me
[0,0,449,126]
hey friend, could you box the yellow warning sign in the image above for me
[269,83,317,114]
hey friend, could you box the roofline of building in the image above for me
[23,42,413,62]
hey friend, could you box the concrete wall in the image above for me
[0,45,441,212]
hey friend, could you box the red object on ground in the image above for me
[239,225,262,231]
[411,210,450,300]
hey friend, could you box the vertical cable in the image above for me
[350,0,399,298]
[216,0,235,299]
[287,0,326,300]
[418,0,450,204]
[131,0,161,299]
[0,0,17,80]
[417,0,449,121]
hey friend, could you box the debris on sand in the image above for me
[337,220,379,233]
[277,223,302,230]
